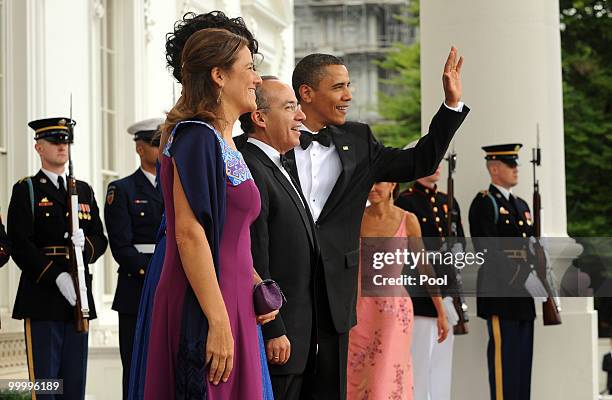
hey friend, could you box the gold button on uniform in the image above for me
[430,197,436,203]
[505,219,510,224]
[433,207,438,212]
[45,213,50,217]
[522,233,527,237]
[138,268,145,276]
[435,217,440,222]
[438,227,443,232]
[140,212,145,216]
[422,217,427,222]
[518,220,524,226]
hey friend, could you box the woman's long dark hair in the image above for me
[160,28,248,149]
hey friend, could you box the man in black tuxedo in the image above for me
[239,77,319,400]
[285,49,469,399]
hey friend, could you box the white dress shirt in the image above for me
[294,126,342,222]
[141,167,157,187]
[294,102,464,222]
[247,138,304,208]
[41,168,68,190]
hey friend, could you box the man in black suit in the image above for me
[286,49,469,399]
[239,76,318,400]
[104,118,164,399]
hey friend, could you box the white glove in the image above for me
[443,296,459,326]
[56,272,77,306]
[71,228,85,249]
[524,270,547,300]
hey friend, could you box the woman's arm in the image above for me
[405,212,449,342]
[173,160,233,385]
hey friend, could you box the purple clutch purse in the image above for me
[253,279,286,315]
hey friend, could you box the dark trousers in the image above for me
[271,374,304,400]
[486,316,534,400]
[301,268,349,400]
[119,313,137,400]
[24,319,88,399]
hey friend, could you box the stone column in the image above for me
[420,1,594,399]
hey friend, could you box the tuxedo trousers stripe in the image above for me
[492,315,504,400]
[24,318,38,400]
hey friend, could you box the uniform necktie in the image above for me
[57,175,67,197]
[299,129,331,150]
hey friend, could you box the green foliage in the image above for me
[372,1,421,149]
[372,42,422,148]
[561,0,612,236]
[0,390,31,399]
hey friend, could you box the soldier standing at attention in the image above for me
[104,118,163,399]
[469,143,547,400]
[7,117,108,399]
[395,164,466,400]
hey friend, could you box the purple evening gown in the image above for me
[144,120,264,399]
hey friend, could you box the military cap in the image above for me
[28,117,74,144]
[127,118,164,146]
[482,143,522,167]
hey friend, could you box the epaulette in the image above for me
[400,187,415,197]
[479,190,489,197]
[17,176,32,184]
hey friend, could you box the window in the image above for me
[98,0,119,296]
[0,0,6,154]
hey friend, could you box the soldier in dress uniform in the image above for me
[395,164,466,400]
[104,118,163,399]
[468,143,547,400]
[7,117,108,399]
[0,216,9,268]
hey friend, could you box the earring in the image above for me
[217,88,223,104]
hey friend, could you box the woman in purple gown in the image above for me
[143,28,276,399]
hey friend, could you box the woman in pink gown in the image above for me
[348,182,448,399]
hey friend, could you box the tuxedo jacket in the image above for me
[242,142,319,375]
[105,168,163,315]
[284,104,470,333]
[8,170,107,320]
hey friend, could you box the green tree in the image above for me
[372,2,421,149]
[561,0,612,236]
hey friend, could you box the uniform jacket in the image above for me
[469,184,535,320]
[8,170,107,320]
[0,219,9,267]
[105,168,163,314]
[395,181,466,317]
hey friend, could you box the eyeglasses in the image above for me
[259,103,301,113]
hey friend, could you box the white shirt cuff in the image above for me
[443,101,464,112]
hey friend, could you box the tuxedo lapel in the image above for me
[283,149,301,187]
[317,125,356,223]
[34,170,67,206]
[245,143,315,249]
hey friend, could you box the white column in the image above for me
[420,1,595,399]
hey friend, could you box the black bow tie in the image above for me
[299,129,331,150]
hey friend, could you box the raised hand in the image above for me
[442,46,464,108]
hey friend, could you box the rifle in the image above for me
[66,95,90,332]
[445,146,469,335]
[531,126,561,326]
